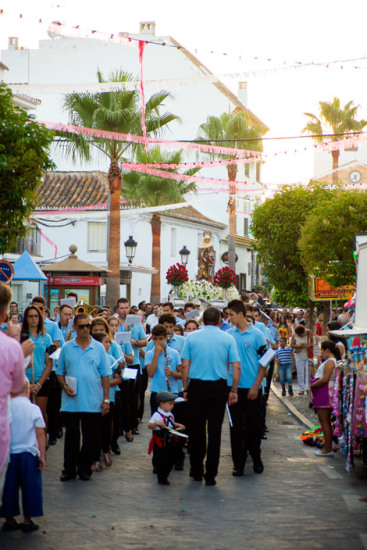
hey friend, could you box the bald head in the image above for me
[337,313,351,326]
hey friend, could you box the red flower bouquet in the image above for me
[213,266,236,289]
[166,263,189,286]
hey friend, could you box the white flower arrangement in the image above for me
[178,280,239,301]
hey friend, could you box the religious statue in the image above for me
[198,231,216,282]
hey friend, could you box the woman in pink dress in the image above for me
[310,340,340,457]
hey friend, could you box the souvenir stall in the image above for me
[331,242,367,471]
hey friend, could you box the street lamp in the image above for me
[124,235,138,264]
[179,245,190,266]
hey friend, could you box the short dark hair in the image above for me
[184,302,195,312]
[228,299,246,315]
[92,332,110,344]
[159,313,176,326]
[66,291,78,300]
[73,313,89,326]
[60,303,73,313]
[203,306,220,326]
[116,298,129,307]
[152,324,167,337]
[32,295,46,306]
[162,302,174,311]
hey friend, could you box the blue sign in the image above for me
[0,260,14,284]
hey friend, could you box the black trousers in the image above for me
[62,412,101,476]
[187,379,227,480]
[46,372,62,437]
[153,440,180,482]
[229,388,263,471]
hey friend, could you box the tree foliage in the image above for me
[299,190,367,286]
[250,184,332,307]
[0,83,55,253]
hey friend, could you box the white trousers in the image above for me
[295,358,309,391]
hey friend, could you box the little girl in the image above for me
[310,340,340,457]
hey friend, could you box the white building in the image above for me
[1,22,267,305]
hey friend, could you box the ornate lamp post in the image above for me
[124,235,138,264]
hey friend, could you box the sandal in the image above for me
[103,452,112,467]
[2,520,22,531]
[91,461,102,472]
[21,520,39,533]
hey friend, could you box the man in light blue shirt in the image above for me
[227,300,267,477]
[56,313,110,482]
[116,298,147,436]
[181,307,240,486]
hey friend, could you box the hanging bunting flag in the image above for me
[138,40,148,152]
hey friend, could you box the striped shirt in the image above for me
[275,347,294,364]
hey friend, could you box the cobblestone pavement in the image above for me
[1,391,367,550]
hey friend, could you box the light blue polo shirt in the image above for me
[56,337,111,413]
[146,333,186,357]
[110,340,133,362]
[25,332,53,383]
[44,317,63,344]
[145,346,181,394]
[181,325,240,381]
[254,320,269,340]
[227,325,266,389]
[118,323,146,365]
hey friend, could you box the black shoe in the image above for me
[60,471,77,482]
[261,433,267,440]
[2,520,22,531]
[21,520,39,533]
[132,428,139,435]
[56,428,63,439]
[175,459,185,471]
[232,469,244,477]
[48,437,57,446]
[78,472,91,481]
[189,469,203,481]
[158,479,170,485]
[253,458,264,474]
[111,443,121,455]
[282,388,286,396]
[204,477,216,486]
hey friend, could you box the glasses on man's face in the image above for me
[27,315,40,319]
[75,324,91,330]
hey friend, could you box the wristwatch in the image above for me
[103,399,110,404]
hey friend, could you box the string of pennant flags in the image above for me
[1,11,367,71]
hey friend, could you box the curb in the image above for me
[271,384,314,429]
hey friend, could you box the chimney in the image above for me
[238,82,248,107]
[139,21,156,36]
[8,37,19,50]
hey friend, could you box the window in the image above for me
[244,218,249,235]
[170,228,177,257]
[88,222,107,252]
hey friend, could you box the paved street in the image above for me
[1,391,367,550]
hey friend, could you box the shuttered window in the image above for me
[88,222,107,252]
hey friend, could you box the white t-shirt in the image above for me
[9,396,45,456]
[146,314,159,330]
[149,407,175,431]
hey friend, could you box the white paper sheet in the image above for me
[122,367,138,380]
[115,331,131,345]
[125,315,142,327]
[259,348,276,367]
[65,376,77,394]
[49,347,62,360]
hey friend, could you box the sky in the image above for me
[1,0,367,184]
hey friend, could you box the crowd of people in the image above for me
[0,283,354,532]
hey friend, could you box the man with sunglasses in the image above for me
[56,313,111,481]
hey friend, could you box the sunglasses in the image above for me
[75,324,91,329]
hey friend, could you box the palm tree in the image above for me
[303,98,367,185]
[303,97,367,332]
[58,70,179,307]
[122,147,198,303]
[197,111,265,272]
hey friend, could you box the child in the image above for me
[145,324,182,415]
[148,391,185,485]
[1,381,46,533]
[274,337,294,396]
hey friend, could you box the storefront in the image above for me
[42,245,109,310]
